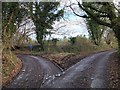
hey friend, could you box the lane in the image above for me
[30,56,63,85]
[5,51,114,88]
[6,55,62,88]
[41,51,114,88]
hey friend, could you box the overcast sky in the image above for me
[28,0,120,40]
[29,0,89,40]
[49,0,89,39]
[45,0,120,39]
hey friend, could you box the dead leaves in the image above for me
[2,50,22,86]
[107,52,120,88]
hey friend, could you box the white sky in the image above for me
[47,0,120,39]
[29,3,88,40]
[48,0,88,39]
[29,0,120,40]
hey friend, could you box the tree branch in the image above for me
[67,2,109,19]
[83,3,107,14]
[69,6,89,18]
[77,2,112,28]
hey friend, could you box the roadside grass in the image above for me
[12,36,116,70]
[4,36,117,86]
[2,50,22,86]
[13,42,114,70]
[39,49,113,70]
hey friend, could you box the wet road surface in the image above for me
[6,55,62,88]
[5,51,114,88]
[41,51,114,88]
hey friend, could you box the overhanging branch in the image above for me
[77,2,112,28]
[69,6,89,18]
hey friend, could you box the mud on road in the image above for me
[4,51,115,88]
[5,55,62,88]
[41,51,114,88]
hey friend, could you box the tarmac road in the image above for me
[41,51,114,88]
[6,55,62,88]
[5,51,114,88]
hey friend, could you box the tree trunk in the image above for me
[113,24,120,58]
[2,31,11,51]
[36,34,44,51]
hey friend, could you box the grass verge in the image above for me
[31,49,113,70]
[2,50,22,86]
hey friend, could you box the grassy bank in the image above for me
[2,50,22,86]
[4,36,117,86]
[13,36,115,70]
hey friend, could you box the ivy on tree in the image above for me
[2,2,26,50]
[70,2,120,55]
[29,2,64,51]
